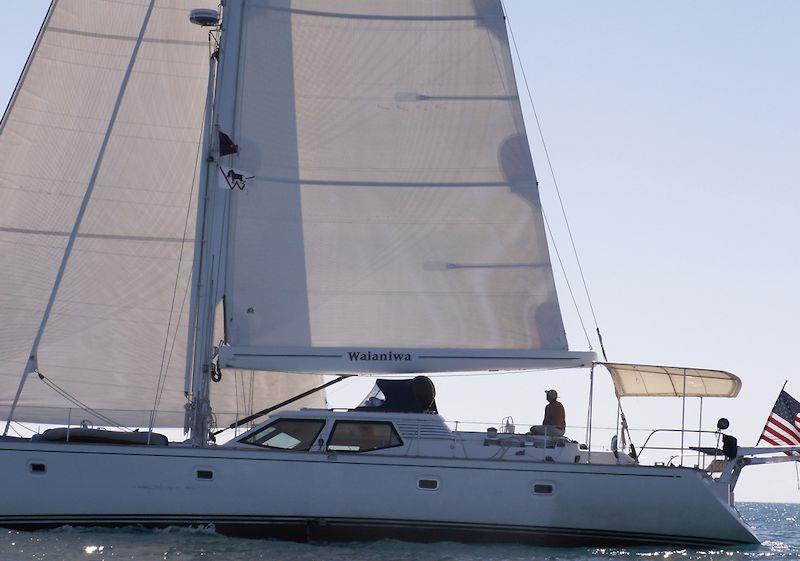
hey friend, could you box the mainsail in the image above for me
[0,0,322,428]
[219,0,592,373]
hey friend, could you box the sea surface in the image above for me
[0,503,797,561]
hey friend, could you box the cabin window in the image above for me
[241,419,325,451]
[418,478,439,490]
[327,421,403,453]
[533,483,554,495]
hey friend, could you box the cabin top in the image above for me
[232,408,453,450]
[222,408,626,466]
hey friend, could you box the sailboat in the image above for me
[1,0,797,548]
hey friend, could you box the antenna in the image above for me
[189,9,219,27]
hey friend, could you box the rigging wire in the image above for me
[233,369,240,435]
[148,117,205,431]
[501,1,606,356]
[541,210,592,349]
[150,22,222,430]
[248,370,256,424]
[7,419,36,436]
[37,371,127,431]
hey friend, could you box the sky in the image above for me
[1,2,798,503]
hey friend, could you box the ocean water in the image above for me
[0,503,797,561]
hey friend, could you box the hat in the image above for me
[545,389,558,399]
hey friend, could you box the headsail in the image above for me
[0,0,322,427]
[220,0,593,373]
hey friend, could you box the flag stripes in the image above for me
[760,390,800,456]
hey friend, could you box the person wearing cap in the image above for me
[529,389,566,437]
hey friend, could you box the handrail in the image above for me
[638,428,723,467]
[639,428,721,451]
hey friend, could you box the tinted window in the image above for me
[242,419,325,451]
[327,421,402,452]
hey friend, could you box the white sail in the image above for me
[0,0,322,427]
[221,0,592,373]
[210,306,324,428]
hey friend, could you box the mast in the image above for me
[185,0,244,445]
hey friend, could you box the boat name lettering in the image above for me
[347,351,412,362]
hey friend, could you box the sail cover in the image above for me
[0,0,322,427]
[600,363,742,398]
[222,0,587,373]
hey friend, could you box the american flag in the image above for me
[759,389,800,455]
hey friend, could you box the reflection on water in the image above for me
[0,503,797,561]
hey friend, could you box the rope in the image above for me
[37,371,127,431]
[501,1,605,353]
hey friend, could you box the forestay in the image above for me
[221,0,593,373]
[0,0,322,427]
[600,363,742,398]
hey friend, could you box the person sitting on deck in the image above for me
[529,389,566,438]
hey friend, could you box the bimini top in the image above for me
[598,362,742,398]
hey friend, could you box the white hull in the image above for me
[0,439,758,547]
